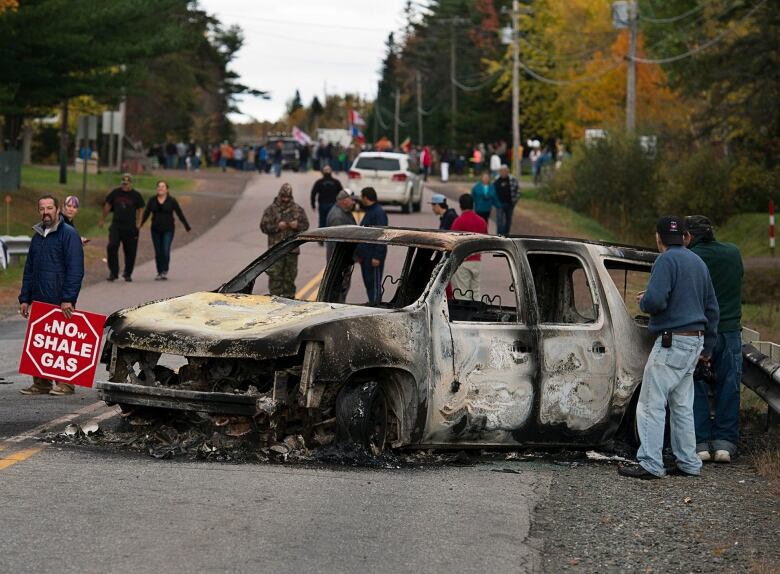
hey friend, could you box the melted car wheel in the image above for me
[336,381,388,454]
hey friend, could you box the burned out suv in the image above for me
[97,227,656,452]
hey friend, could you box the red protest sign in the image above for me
[19,302,106,388]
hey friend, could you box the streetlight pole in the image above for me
[511,0,520,178]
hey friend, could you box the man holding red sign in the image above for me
[18,195,84,395]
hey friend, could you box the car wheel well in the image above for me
[340,368,418,448]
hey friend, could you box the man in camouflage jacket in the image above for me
[260,183,310,297]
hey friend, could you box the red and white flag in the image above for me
[292,126,312,146]
[348,109,366,126]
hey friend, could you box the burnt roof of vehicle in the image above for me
[297,226,657,255]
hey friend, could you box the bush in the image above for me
[542,133,660,244]
[730,162,780,213]
[657,147,733,224]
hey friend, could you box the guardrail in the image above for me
[742,327,780,429]
[0,235,31,267]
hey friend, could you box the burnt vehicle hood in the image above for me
[106,292,391,358]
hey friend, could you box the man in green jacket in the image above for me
[686,215,744,463]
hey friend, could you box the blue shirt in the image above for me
[470,182,500,214]
[355,202,388,261]
[640,246,719,354]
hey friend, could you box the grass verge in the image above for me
[717,213,775,258]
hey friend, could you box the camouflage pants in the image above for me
[267,253,298,298]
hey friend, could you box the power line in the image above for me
[518,59,623,86]
[632,0,767,64]
[639,1,710,24]
[453,71,501,92]
[216,13,392,32]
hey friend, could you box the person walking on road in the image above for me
[618,216,719,480]
[99,173,145,282]
[18,195,84,396]
[489,151,501,179]
[260,183,310,298]
[326,190,357,302]
[430,193,458,230]
[471,172,500,223]
[311,165,344,229]
[421,146,433,181]
[686,215,744,464]
[272,141,284,178]
[140,180,191,281]
[450,194,488,300]
[493,165,519,236]
[355,187,388,305]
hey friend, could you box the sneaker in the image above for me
[160,273,168,281]
[668,467,699,477]
[50,384,75,396]
[697,450,712,462]
[617,464,661,480]
[713,450,731,463]
[19,384,51,395]
[154,274,163,281]
[124,276,132,282]
[107,275,118,282]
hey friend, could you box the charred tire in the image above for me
[412,199,422,213]
[336,381,388,454]
[400,199,411,214]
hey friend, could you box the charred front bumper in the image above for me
[95,381,262,416]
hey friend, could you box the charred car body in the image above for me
[97,227,657,452]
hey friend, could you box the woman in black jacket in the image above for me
[140,180,191,280]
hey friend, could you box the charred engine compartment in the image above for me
[98,346,340,448]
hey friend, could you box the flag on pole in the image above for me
[400,137,412,153]
[292,126,312,146]
[348,109,366,126]
[350,125,365,143]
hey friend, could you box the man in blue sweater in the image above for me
[619,216,719,480]
[354,187,388,305]
[18,195,85,396]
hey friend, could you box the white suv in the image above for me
[348,152,424,213]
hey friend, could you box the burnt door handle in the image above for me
[592,342,607,354]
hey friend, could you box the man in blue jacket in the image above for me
[354,187,388,305]
[18,195,84,396]
[619,216,719,479]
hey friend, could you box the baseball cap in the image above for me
[121,173,132,182]
[656,215,686,246]
[429,193,447,204]
[336,190,351,201]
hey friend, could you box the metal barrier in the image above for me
[741,327,780,429]
[0,235,31,266]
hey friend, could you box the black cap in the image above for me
[685,215,713,237]
[656,215,686,246]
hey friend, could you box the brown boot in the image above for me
[50,383,75,396]
[20,377,53,395]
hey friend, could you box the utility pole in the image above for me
[625,0,637,133]
[511,0,521,178]
[394,88,400,149]
[416,70,424,147]
[450,22,457,148]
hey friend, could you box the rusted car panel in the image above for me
[97,227,657,451]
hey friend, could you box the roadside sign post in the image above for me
[770,199,776,257]
[4,194,10,235]
[18,302,106,388]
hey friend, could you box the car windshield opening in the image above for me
[220,240,441,309]
[354,157,401,171]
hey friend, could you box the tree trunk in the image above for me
[59,99,69,184]
[2,114,24,150]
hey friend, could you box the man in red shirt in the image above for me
[450,194,488,300]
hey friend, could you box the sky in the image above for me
[199,0,411,124]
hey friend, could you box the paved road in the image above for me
[0,172,550,574]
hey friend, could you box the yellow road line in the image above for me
[295,268,325,300]
[0,447,44,471]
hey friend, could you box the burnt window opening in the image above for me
[319,242,442,308]
[603,259,652,326]
[448,251,520,323]
[527,253,598,325]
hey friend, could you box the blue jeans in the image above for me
[359,258,384,305]
[496,202,514,236]
[693,330,742,454]
[318,203,334,229]
[273,162,282,177]
[151,230,174,275]
[636,334,704,477]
